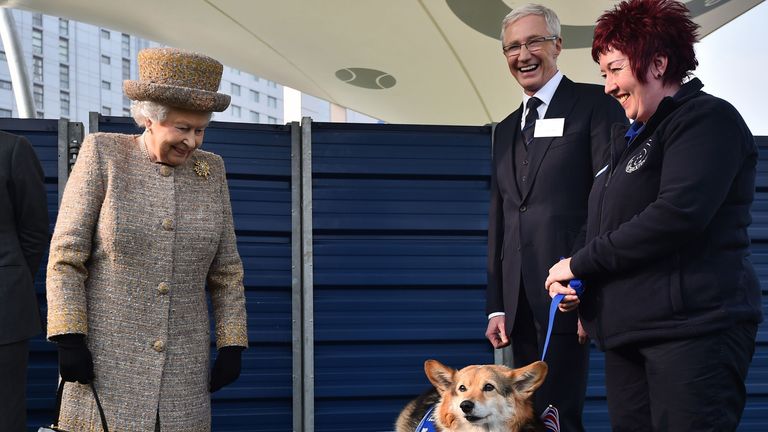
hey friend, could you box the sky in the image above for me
[695,1,767,135]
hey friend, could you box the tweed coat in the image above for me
[46,133,248,432]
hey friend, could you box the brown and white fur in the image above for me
[396,360,548,432]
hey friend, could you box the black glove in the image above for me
[209,346,244,393]
[53,333,94,384]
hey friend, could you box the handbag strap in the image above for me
[53,380,110,432]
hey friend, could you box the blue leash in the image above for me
[541,279,583,361]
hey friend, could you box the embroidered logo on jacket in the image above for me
[625,140,653,173]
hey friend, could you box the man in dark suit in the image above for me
[0,130,49,431]
[484,4,626,431]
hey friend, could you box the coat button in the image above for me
[162,218,174,231]
[521,175,527,182]
[522,160,529,166]
[158,282,169,295]
[520,205,527,212]
[153,340,165,352]
[160,165,173,177]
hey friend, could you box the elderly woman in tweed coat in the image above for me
[46,48,248,432]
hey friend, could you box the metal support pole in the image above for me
[291,118,315,432]
[89,111,101,133]
[57,119,84,206]
[300,117,315,432]
[0,8,36,118]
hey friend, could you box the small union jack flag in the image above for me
[540,405,560,432]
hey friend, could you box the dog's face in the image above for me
[424,360,547,431]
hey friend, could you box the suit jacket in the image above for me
[486,76,626,334]
[46,133,248,431]
[0,131,49,345]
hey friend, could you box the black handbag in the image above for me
[38,380,109,432]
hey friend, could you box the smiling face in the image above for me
[143,108,210,166]
[599,47,674,123]
[502,14,561,96]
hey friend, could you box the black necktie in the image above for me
[521,97,542,147]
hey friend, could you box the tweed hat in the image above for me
[123,47,230,112]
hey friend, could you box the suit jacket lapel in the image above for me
[521,77,577,203]
[509,105,524,200]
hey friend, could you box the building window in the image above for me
[60,64,69,89]
[267,96,277,108]
[121,34,130,57]
[60,91,70,117]
[250,90,259,103]
[101,55,111,65]
[268,116,277,124]
[122,58,131,80]
[32,28,43,55]
[32,13,43,28]
[0,108,12,118]
[252,74,260,82]
[33,84,44,110]
[102,106,111,116]
[0,50,6,62]
[231,105,241,117]
[123,96,131,108]
[250,111,259,123]
[59,18,69,36]
[267,80,277,88]
[231,83,241,96]
[123,108,131,117]
[101,29,110,39]
[0,80,11,90]
[101,81,111,90]
[59,38,69,63]
[32,56,43,82]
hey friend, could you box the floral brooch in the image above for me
[193,159,210,179]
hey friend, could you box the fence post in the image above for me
[292,118,315,432]
[57,119,84,206]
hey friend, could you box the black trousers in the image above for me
[605,322,757,432]
[511,285,589,432]
[0,339,30,432]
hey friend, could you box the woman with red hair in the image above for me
[545,0,762,430]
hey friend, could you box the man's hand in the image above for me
[485,315,509,349]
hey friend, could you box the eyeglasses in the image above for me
[503,35,558,57]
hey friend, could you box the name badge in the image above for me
[534,118,565,138]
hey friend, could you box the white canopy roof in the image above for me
[1,0,761,124]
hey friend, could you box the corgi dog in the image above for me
[396,360,548,432]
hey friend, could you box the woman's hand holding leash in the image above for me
[545,257,580,312]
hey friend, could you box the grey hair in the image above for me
[500,3,561,41]
[130,100,213,128]
[130,100,170,128]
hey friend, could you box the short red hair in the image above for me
[592,0,699,85]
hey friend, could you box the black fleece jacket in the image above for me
[571,78,764,350]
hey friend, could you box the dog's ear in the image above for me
[510,361,548,398]
[424,359,456,393]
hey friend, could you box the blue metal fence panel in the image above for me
[741,136,768,432]
[14,114,768,431]
[0,119,61,430]
[310,122,495,431]
[91,116,293,431]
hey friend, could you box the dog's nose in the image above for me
[460,400,474,413]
